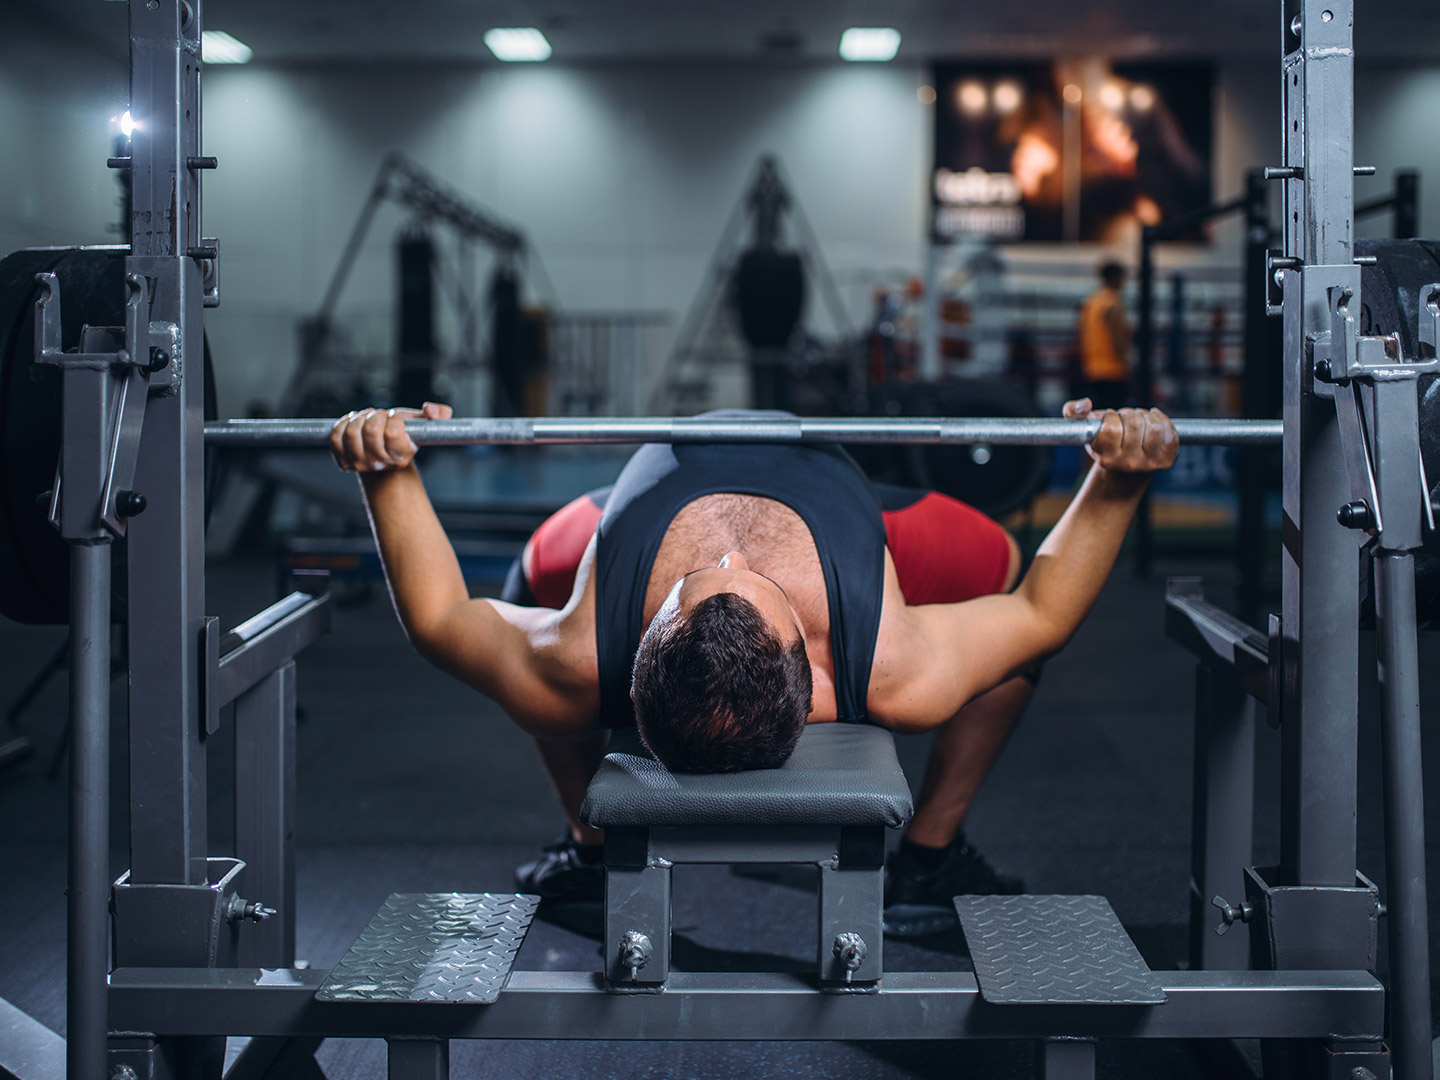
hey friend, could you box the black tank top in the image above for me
[594,412,886,728]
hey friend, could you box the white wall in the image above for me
[1355,63,1440,240]
[0,12,126,255]
[199,61,932,412]
[4,18,1438,416]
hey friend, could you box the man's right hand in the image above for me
[329,401,453,472]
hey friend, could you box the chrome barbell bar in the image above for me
[204,415,1284,448]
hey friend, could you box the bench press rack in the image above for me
[0,1,1433,1079]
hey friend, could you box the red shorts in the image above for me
[505,484,1016,610]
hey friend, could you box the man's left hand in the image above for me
[1063,397,1179,474]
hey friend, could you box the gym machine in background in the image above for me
[0,4,1435,1080]
[295,151,550,419]
[656,154,857,415]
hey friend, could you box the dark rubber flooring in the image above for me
[1,557,1436,1078]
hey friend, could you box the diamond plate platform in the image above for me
[955,894,1167,1005]
[317,893,539,1004]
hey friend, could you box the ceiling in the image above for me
[17,0,1440,63]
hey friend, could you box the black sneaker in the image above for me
[514,836,604,904]
[883,832,1024,938]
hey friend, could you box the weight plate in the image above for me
[852,381,1052,521]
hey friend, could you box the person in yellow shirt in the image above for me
[1077,261,1132,410]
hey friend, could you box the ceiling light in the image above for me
[1099,82,1125,111]
[957,81,988,116]
[993,80,1024,114]
[484,28,552,62]
[201,30,253,64]
[1063,83,1083,105]
[1129,84,1156,111]
[839,28,900,62]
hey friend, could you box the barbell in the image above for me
[204,414,1284,448]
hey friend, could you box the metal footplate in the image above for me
[955,894,1166,1005]
[316,893,540,1004]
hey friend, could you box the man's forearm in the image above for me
[1016,465,1148,649]
[359,465,469,640]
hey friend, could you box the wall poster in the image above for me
[931,60,1214,245]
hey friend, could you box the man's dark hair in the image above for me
[1100,260,1127,288]
[632,592,812,773]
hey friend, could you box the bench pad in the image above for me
[579,724,914,828]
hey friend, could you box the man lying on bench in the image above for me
[330,401,1178,935]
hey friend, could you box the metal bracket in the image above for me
[1243,865,1381,972]
[1313,287,1381,533]
[201,588,333,738]
[1312,285,1440,542]
[198,237,220,308]
[1266,252,1299,316]
[33,271,141,370]
[1163,578,1271,704]
[112,857,249,968]
[103,293,160,536]
[33,272,162,540]
[1419,282,1440,361]
[1416,284,1439,534]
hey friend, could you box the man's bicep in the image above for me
[417,598,535,693]
[422,599,597,736]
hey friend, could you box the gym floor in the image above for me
[1,556,1436,1078]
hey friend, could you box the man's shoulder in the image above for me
[513,607,602,731]
[487,594,599,691]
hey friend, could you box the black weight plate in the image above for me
[904,381,1052,521]
[0,247,217,626]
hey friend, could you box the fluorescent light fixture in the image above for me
[839,27,900,62]
[484,28,552,62]
[201,30,253,64]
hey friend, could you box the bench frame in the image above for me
[602,825,887,987]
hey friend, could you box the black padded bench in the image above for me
[580,723,914,988]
